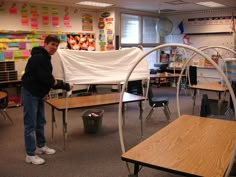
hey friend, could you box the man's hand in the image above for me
[52,80,71,91]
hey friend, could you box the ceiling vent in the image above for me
[165,0,189,5]
[159,9,176,13]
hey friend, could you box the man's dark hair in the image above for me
[44,34,60,44]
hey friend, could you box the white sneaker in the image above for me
[25,155,45,165]
[37,146,56,155]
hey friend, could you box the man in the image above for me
[21,34,72,165]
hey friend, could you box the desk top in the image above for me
[150,73,184,78]
[0,79,21,85]
[121,114,236,177]
[46,92,145,110]
[190,82,228,92]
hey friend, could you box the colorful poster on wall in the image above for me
[21,4,29,26]
[67,33,95,51]
[31,17,38,29]
[52,7,59,27]
[106,34,114,50]
[98,18,105,29]
[41,6,49,26]
[105,18,113,30]
[8,2,17,15]
[188,16,233,26]
[30,5,39,29]
[82,14,93,31]
[63,7,72,28]
[64,16,72,28]
[0,1,6,14]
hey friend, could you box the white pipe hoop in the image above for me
[118,43,236,177]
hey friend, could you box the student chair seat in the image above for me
[146,86,170,121]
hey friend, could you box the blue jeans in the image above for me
[21,87,46,156]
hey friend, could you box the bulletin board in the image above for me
[0,1,99,33]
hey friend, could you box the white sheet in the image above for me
[52,47,149,84]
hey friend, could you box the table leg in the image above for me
[134,163,139,176]
[127,163,139,177]
[62,110,67,150]
[51,107,55,138]
[138,101,143,137]
[122,103,125,126]
[192,89,197,114]
[217,92,222,115]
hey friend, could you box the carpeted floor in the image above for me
[0,86,231,177]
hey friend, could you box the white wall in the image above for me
[0,1,116,89]
[164,8,236,48]
[161,8,236,82]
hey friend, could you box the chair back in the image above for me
[189,66,197,85]
[127,80,143,95]
[230,80,236,112]
[200,94,211,117]
[147,86,154,106]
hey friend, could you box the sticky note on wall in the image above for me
[19,42,26,49]
[8,42,19,47]
[22,50,30,57]
[0,52,5,60]
[31,42,39,48]
[13,51,22,58]
[4,51,13,58]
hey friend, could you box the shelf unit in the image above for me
[0,61,17,81]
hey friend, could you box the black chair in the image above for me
[200,94,211,117]
[127,80,143,96]
[189,66,197,85]
[200,94,233,120]
[230,80,236,112]
[146,86,170,121]
[0,90,13,124]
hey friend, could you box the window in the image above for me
[121,14,160,68]
[121,14,160,46]
[121,14,141,44]
[143,16,160,44]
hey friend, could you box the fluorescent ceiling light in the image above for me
[76,1,113,7]
[196,1,225,7]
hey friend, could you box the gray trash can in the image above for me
[82,109,104,133]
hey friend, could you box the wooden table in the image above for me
[150,73,185,87]
[46,92,145,149]
[0,91,7,99]
[150,73,184,79]
[0,80,22,107]
[189,82,228,114]
[121,114,236,177]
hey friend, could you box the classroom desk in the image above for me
[150,73,184,79]
[0,79,22,90]
[46,92,145,149]
[150,73,185,87]
[189,82,228,114]
[0,80,22,107]
[121,114,236,177]
[0,91,7,99]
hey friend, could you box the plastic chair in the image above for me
[127,80,143,96]
[0,90,13,124]
[200,94,234,120]
[146,85,170,121]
